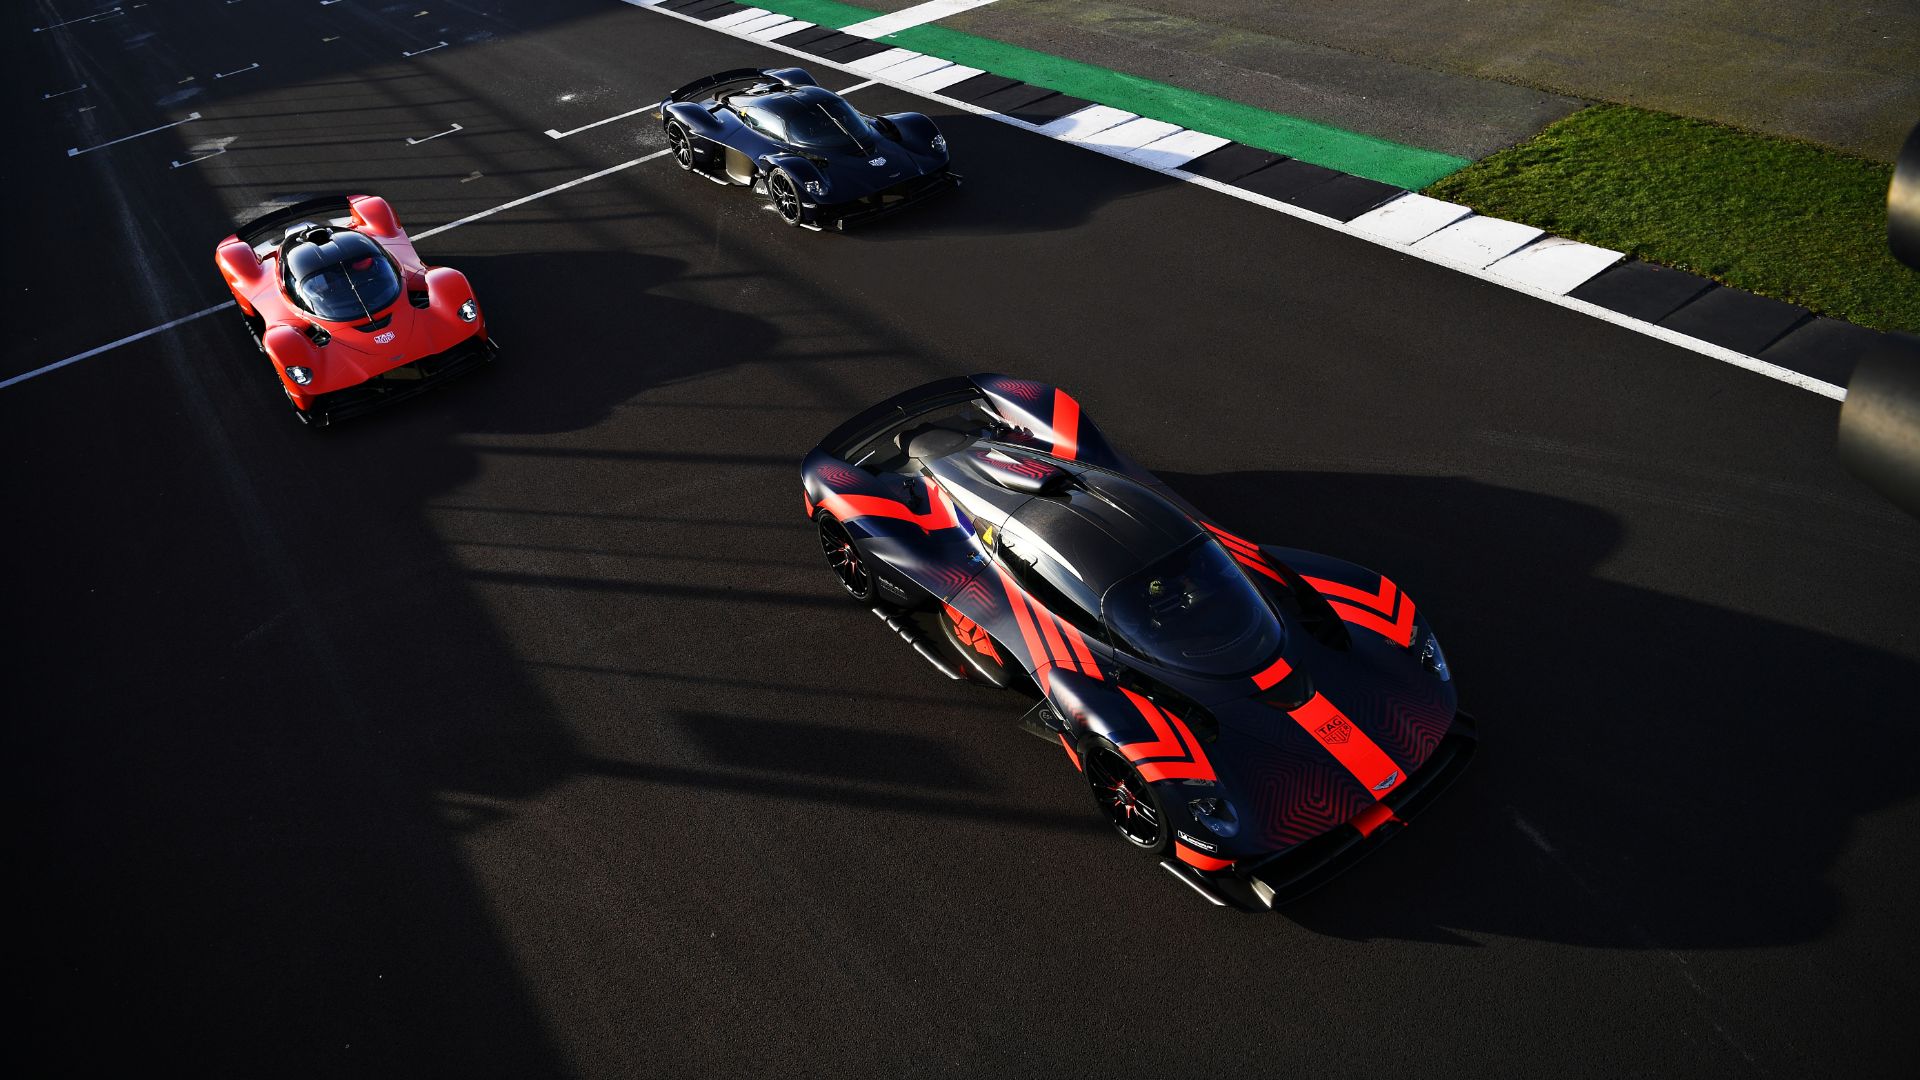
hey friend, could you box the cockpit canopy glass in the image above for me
[1103,539,1284,677]
[284,229,401,322]
[743,87,878,152]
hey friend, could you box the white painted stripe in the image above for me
[752,19,815,40]
[545,105,655,140]
[0,304,234,391]
[1486,236,1625,295]
[1038,104,1136,140]
[1413,215,1546,269]
[728,13,792,35]
[400,42,447,57]
[68,112,200,157]
[1,151,674,392]
[1073,116,1180,152]
[835,80,880,95]
[629,0,1849,403]
[840,0,1001,39]
[405,122,464,145]
[878,54,956,82]
[906,63,985,92]
[1347,193,1471,245]
[1123,129,1231,169]
[844,48,923,74]
[414,148,671,240]
[705,8,771,29]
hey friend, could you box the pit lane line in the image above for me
[0,148,673,393]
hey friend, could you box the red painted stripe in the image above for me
[817,480,959,534]
[1057,733,1082,772]
[1251,655,1294,691]
[1058,619,1102,680]
[1324,597,1416,647]
[1286,693,1406,799]
[1051,389,1080,461]
[1202,522,1260,555]
[1350,801,1401,837]
[1175,843,1232,872]
[1033,602,1076,674]
[1303,574,1397,617]
[1117,687,1216,783]
[1231,550,1287,584]
[996,567,1053,693]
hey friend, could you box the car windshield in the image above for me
[287,231,401,322]
[780,94,876,151]
[1103,540,1283,678]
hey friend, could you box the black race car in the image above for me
[801,376,1476,908]
[657,67,957,230]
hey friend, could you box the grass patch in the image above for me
[1427,105,1917,333]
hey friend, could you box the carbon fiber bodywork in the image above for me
[803,375,1476,907]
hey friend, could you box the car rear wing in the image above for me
[662,66,816,105]
[816,376,983,461]
[234,195,357,250]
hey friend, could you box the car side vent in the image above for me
[1256,666,1315,711]
[305,324,331,347]
[1260,560,1350,651]
[353,313,394,333]
[409,290,430,309]
[1119,672,1219,744]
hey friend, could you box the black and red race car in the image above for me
[802,376,1475,908]
[215,195,496,427]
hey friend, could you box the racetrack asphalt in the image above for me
[5,2,1918,1077]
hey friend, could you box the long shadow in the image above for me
[1161,469,1920,948]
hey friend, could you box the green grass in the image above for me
[1426,105,1918,333]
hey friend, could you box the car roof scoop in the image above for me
[969,448,1072,495]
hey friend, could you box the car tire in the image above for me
[666,121,694,172]
[1082,738,1171,857]
[768,168,807,227]
[816,510,875,602]
[240,308,266,352]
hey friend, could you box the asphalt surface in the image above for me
[7,2,1919,1077]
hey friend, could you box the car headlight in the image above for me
[458,299,479,322]
[930,133,946,153]
[286,366,313,386]
[1418,628,1450,681]
[1188,796,1240,838]
[802,179,828,197]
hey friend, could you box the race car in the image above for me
[802,376,1476,908]
[215,194,496,427]
[656,66,958,230]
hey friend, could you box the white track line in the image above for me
[0,304,235,391]
[3,150,675,392]
[840,0,1001,39]
[634,0,1848,402]
[405,122,463,145]
[68,112,200,157]
[545,105,654,140]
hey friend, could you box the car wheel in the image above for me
[666,122,694,172]
[1083,739,1170,856]
[816,511,874,602]
[768,169,806,227]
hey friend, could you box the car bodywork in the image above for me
[802,375,1476,909]
[657,67,957,229]
[214,194,495,426]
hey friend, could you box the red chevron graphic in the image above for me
[1304,573,1416,646]
[1115,687,1216,783]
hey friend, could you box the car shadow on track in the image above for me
[1160,469,1920,948]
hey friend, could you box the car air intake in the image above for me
[969,448,1071,494]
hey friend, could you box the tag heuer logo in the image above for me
[374,330,396,344]
[869,156,887,166]
[1316,717,1352,745]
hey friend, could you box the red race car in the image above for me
[215,194,496,427]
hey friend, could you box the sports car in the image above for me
[657,67,958,230]
[215,194,496,427]
[801,376,1476,908]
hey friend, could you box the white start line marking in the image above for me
[401,41,447,57]
[213,62,261,79]
[33,7,123,32]
[405,122,463,144]
[69,112,201,157]
[42,84,88,100]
